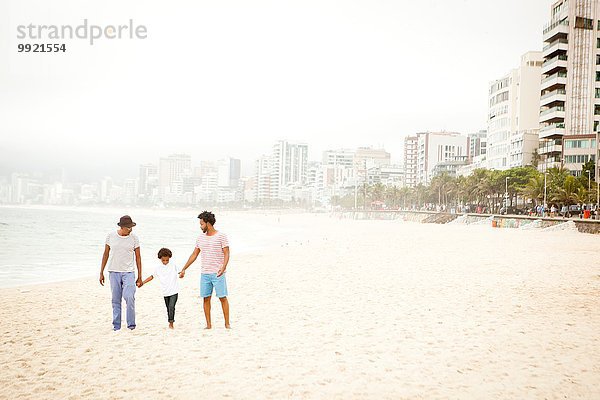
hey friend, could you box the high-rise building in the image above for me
[487,51,543,170]
[322,149,355,168]
[416,132,468,185]
[404,136,418,188]
[539,0,600,173]
[255,155,272,203]
[139,163,158,199]
[270,140,308,200]
[468,130,488,162]
[322,148,356,190]
[217,158,241,188]
[159,154,192,195]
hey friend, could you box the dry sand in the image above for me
[1,215,599,399]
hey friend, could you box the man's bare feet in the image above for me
[225,324,231,329]
[169,322,174,329]
[204,325,212,329]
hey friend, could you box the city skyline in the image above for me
[1,0,549,179]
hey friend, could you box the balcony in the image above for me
[542,38,569,58]
[540,105,566,123]
[539,140,563,155]
[541,71,567,91]
[542,54,568,75]
[543,19,569,42]
[540,88,567,107]
[539,123,566,139]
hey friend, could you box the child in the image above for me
[141,248,180,329]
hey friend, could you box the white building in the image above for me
[270,140,309,201]
[322,148,357,192]
[403,136,418,187]
[468,130,487,162]
[487,51,543,170]
[138,163,158,202]
[217,158,241,188]
[159,154,192,197]
[540,0,600,174]
[254,155,273,203]
[416,132,468,185]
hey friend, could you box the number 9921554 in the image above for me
[18,43,66,52]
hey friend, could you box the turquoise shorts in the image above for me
[200,273,228,298]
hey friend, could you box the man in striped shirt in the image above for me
[179,211,230,329]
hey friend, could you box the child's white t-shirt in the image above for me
[152,262,179,297]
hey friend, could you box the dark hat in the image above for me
[117,215,136,228]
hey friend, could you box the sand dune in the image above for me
[1,215,599,399]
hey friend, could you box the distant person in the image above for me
[99,215,143,331]
[561,205,568,218]
[141,248,180,329]
[179,211,231,329]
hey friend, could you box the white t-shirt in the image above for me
[106,231,140,273]
[152,261,180,297]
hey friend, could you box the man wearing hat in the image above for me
[99,215,143,330]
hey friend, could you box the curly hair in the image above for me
[197,210,216,226]
[157,248,172,258]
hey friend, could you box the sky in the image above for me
[0,0,550,180]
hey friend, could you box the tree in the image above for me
[551,175,581,210]
[384,186,401,208]
[578,159,595,195]
[521,174,545,207]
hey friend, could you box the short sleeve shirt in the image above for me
[105,231,140,273]
[152,262,179,296]
[195,232,229,274]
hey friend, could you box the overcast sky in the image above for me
[0,0,549,180]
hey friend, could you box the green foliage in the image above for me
[348,166,596,211]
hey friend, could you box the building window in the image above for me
[576,17,594,30]
[565,139,592,149]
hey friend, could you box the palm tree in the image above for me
[551,175,580,213]
[521,175,544,208]
[572,187,588,206]
[369,183,386,205]
[384,186,401,209]
[399,187,411,210]
[547,166,569,201]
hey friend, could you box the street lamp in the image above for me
[504,177,510,214]
[586,170,591,204]
[543,172,548,218]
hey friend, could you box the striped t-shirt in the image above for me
[195,231,229,274]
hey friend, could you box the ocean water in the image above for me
[0,206,304,288]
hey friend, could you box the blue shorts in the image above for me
[200,273,228,298]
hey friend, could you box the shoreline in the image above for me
[0,207,323,290]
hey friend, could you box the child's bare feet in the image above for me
[225,324,231,329]
[204,324,212,329]
[169,322,174,329]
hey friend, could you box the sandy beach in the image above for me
[1,214,599,399]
